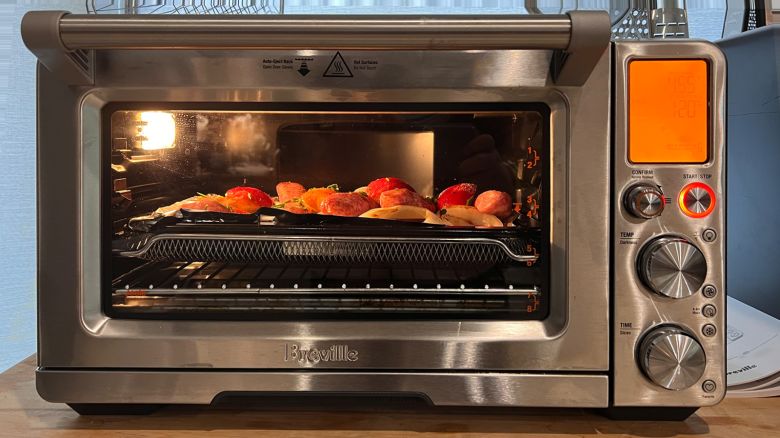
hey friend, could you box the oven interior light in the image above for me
[138,112,176,150]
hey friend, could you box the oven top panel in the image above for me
[96,50,554,90]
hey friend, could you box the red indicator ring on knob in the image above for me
[679,182,716,218]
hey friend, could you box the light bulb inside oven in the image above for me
[137,112,176,150]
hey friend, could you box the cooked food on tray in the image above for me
[150,176,519,227]
[276,182,306,203]
[320,192,376,217]
[366,177,415,203]
[360,205,447,225]
[379,188,435,212]
[223,186,273,214]
[155,189,273,216]
[440,205,504,228]
[474,190,514,219]
[299,186,337,213]
[436,183,477,210]
[155,194,232,216]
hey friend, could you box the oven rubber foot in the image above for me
[67,403,164,415]
[598,406,699,421]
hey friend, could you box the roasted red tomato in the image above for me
[366,177,414,203]
[224,186,273,213]
[436,183,477,210]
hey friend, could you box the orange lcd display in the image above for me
[628,60,709,163]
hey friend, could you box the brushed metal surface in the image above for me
[35,44,611,404]
[612,41,726,407]
[23,11,611,86]
[96,49,555,89]
[56,14,573,50]
[638,237,708,299]
[36,370,609,407]
[638,326,706,390]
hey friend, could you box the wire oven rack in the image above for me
[111,259,542,318]
[114,259,540,292]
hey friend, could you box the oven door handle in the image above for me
[21,10,609,86]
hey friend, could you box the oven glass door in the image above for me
[106,104,550,321]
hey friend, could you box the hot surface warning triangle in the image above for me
[323,52,353,78]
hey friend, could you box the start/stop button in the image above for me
[679,182,716,218]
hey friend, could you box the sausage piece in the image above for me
[320,192,374,217]
[276,182,306,203]
[379,188,436,212]
[474,190,513,218]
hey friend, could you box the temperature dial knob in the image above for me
[624,183,665,219]
[638,236,707,298]
[638,326,706,390]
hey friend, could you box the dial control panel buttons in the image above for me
[702,228,718,243]
[702,380,717,393]
[702,304,717,318]
[624,183,665,219]
[702,324,717,337]
[638,326,707,390]
[679,182,716,218]
[702,284,717,298]
[638,236,708,299]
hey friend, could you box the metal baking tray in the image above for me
[116,207,540,266]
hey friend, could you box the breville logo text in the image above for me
[284,343,359,364]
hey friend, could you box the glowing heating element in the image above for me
[628,60,708,163]
[138,112,176,150]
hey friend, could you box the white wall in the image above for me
[0,0,82,371]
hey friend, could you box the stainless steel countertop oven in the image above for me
[22,11,726,420]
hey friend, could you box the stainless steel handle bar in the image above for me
[56,14,574,50]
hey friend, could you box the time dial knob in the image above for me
[638,326,706,390]
[638,236,707,298]
[624,183,665,219]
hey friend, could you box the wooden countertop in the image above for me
[2,356,779,438]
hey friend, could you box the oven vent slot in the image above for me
[69,49,90,71]
[119,234,539,266]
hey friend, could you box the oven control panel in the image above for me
[612,42,726,407]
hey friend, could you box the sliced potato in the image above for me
[154,196,199,217]
[359,205,447,225]
[441,205,503,227]
[439,214,471,227]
